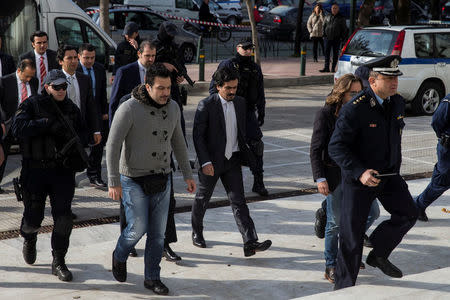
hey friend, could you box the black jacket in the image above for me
[193,93,253,172]
[113,37,140,75]
[310,103,341,191]
[199,2,215,22]
[77,62,108,117]
[0,51,16,76]
[19,49,60,71]
[323,13,348,41]
[329,89,406,182]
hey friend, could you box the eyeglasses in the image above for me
[51,83,68,91]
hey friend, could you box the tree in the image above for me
[293,0,305,57]
[244,0,261,65]
[99,0,111,36]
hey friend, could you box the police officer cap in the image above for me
[363,55,403,76]
[123,21,139,36]
[237,37,254,48]
[44,69,68,86]
[355,65,370,88]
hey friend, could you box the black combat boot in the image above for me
[23,237,37,265]
[51,250,73,282]
[252,173,268,196]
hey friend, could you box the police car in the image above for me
[334,25,450,115]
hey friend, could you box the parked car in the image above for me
[314,0,363,19]
[335,25,450,115]
[370,0,395,25]
[257,5,312,41]
[192,0,243,24]
[86,5,200,63]
[411,0,431,24]
[443,1,450,21]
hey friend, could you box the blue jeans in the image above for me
[324,183,380,267]
[114,175,171,280]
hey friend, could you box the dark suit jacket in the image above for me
[77,62,108,116]
[74,71,101,139]
[0,52,16,76]
[109,61,141,124]
[193,93,253,172]
[0,73,38,124]
[19,49,60,72]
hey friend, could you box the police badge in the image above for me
[370,98,376,107]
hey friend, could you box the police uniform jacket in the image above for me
[328,88,405,182]
[431,94,450,138]
[113,36,140,75]
[310,103,341,191]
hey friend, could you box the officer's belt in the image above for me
[23,159,59,169]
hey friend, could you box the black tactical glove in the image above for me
[258,113,265,127]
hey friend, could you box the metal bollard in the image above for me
[300,44,306,76]
[199,48,205,82]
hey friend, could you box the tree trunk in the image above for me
[245,0,260,65]
[99,0,111,36]
[357,0,375,26]
[293,0,305,57]
[395,0,411,25]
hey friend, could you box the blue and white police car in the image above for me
[334,25,450,115]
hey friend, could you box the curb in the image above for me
[184,75,335,94]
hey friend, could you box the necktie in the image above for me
[87,68,95,98]
[39,56,46,89]
[21,82,28,103]
[68,76,78,107]
[225,102,233,160]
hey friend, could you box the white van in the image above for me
[1,0,116,69]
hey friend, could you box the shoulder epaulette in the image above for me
[352,94,366,105]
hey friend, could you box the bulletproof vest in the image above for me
[232,58,259,109]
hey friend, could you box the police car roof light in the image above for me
[391,30,405,56]
[340,27,360,58]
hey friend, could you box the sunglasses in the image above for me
[51,83,68,91]
[240,45,254,51]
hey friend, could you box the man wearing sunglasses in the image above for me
[12,69,87,282]
[209,37,268,197]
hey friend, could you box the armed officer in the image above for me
[209,37,268,196]
[415,93,450,221]
[12,69,87,282]
[328,56,418,289]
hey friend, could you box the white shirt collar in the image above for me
[137,60,146,73]
[62,69,76,79]
[34,50,47,60]
[218,93,232,106]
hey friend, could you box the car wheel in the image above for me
[226,16,238,25]
[181,44,196,63]
[412,81,444,115]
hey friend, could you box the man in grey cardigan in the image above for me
[106,63,196,295]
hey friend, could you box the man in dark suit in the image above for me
[77,43,108,188]
[109,40,156,124]
[191,67,271,257]
[19,31,60,94]
[0,36,16,77]
[0,59,38,192]
[57,44,101,153]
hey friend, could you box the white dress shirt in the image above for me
[34,50,48,94]
[63,69,81,109]
[15,72,31,105]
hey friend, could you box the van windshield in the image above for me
[345,29,398,57]
[0,0,38,60]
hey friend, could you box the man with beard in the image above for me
[209,37,268,196]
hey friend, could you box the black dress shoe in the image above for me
[112,251,127,282]
[366,250,402,278]
[319,68,330,73]
[252,175,269,196]
[363,234,373,248]
[129,248,138,257]
[418,208,429,222]
[163,244,181,261]
[192,232,206,248]
[52,260,73,282]
[23,237,37,265]
[324,266,335,283]
[89,177,107,188]
[243,240,272,257]
[144,279,169,295]
[314,207,327,239]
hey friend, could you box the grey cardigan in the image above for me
[106,96,193,187]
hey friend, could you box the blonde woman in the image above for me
[307,4,325,62]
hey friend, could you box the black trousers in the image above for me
[120,173,177,244]
[311,37,324,60]
[87,122,108,179]
[334,175,418,289]
[246,109,264,176]
[0,135,13,184]
[324,38,341,71]
[20,167,75,252]
[191,154,258,243]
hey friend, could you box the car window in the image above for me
[435,33,450,58]
[143,13,166,31]
[55,18,84,47]
[85,25,107,64]
[344,30,397,57]
[414,33,434,58]
[176,0,194,9]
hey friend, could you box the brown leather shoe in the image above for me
[325,267,335,283]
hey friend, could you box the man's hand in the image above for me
[109,76,115,85]
[359,169,380,187]
[93,133,102,145]
[202,164,214,176]
[162,62,178,73]
[185,179,196,193]
[317,181,329,196]
[109,186,122,201]
[176,76,184,84]
[128,38,138,50]
[102,114,109,121]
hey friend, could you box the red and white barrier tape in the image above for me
[86,9,250,29]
